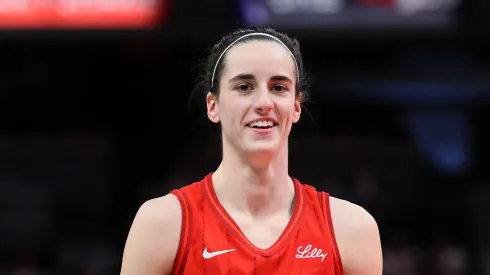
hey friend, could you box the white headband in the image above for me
[210,32,299,88]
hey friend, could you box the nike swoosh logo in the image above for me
[202,247,236,259]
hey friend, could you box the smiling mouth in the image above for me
[246,120,278,129]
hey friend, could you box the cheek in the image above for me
[219,101,242,125]
[278,100,298,117]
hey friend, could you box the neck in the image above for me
[212,142,295,217]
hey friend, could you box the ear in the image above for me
[292,96,302,124]
[206,92,220,123]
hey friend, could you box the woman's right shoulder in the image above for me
[140,179,203,224]
[132,194,184,247]
[120,194,183,275]
[138,194,183,226]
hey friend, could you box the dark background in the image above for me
[1,0,490,274]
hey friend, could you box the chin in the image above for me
[244,140,280,155]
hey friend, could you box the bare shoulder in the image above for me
[329,196,383,275]
[120,194,182,275]
[133,194,182,229]
[329,196,378,231]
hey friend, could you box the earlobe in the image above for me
[292,100,301,123]
[206,92,220,123]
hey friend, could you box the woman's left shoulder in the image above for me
[329,196,378,228]
[329,196,383,275]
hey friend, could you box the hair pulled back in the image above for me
[196,27,309,102]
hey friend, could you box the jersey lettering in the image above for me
[296,244,328,262]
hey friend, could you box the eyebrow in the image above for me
[228,74,293,84]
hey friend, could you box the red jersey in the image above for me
[170,174,343,275]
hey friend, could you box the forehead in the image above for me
[222,40,296,80]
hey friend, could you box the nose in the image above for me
[254,88,273,114]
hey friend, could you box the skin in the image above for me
[120,40,383,275]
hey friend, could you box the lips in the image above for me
[246,118,278,129]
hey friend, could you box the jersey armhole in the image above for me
[169,190,191,275]
[318,192,344,275]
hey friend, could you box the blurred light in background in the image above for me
[405,110,469,175]
[238,0,461,29]
[0,0,168,29]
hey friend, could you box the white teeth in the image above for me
[249,120,275,128]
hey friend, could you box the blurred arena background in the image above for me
[0,0,489,274]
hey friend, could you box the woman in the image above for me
[120,27,383,275]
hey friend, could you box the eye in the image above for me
[271,84,288,93]
[235,83,253,93]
